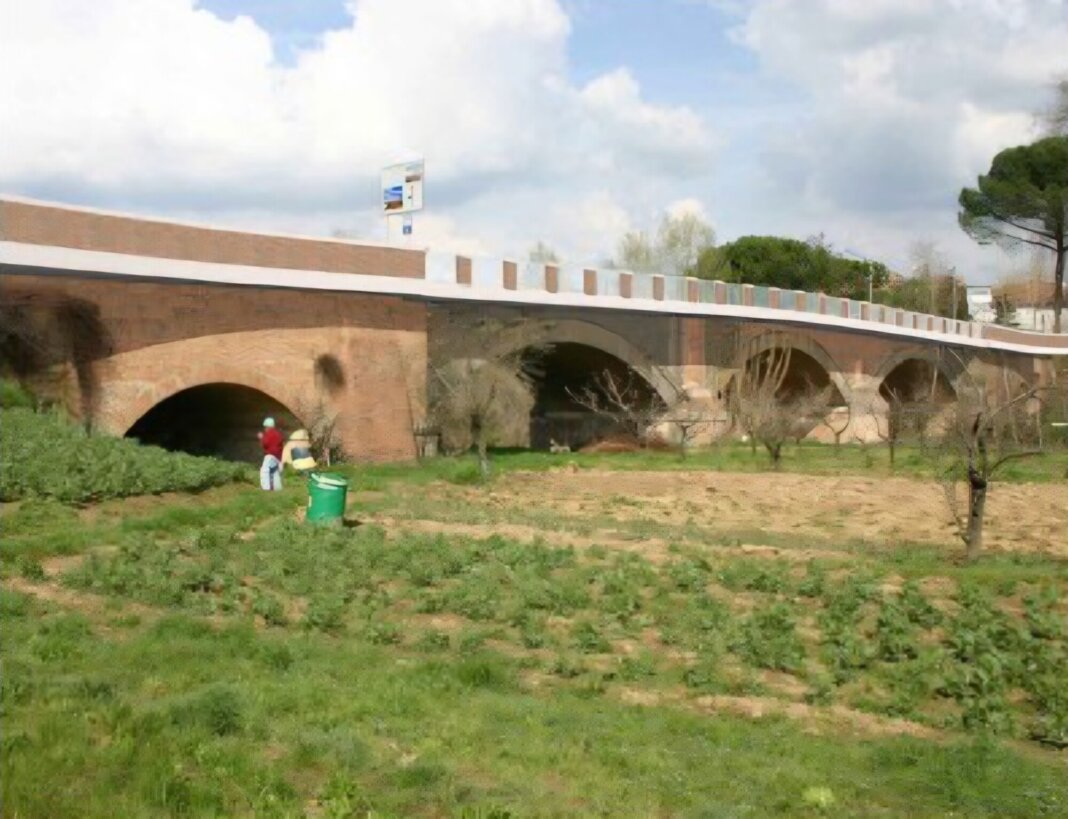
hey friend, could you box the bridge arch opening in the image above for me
[879,358,956,405]
[878,358,958,437]
[125,383,302,462]
[737,347,845,403]
[726,347,845,438]
[523,342,665,450]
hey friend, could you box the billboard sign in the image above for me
[381,159,424,214]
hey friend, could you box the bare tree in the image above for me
[939,389,1044,561]
[567,369,715,458]
[665,396,715,459]
[566,369,668,447]
[930,351,1063,561]
[728,341,833,467]
[868,389,907,467]
[816,401,852,453]
[431,353,536,479]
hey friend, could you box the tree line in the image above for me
[530,81,1067,327]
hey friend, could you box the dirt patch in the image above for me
[4,576,157,625]
[466,470,1068,557]
[615,685,943,741]
[370,515,675,563]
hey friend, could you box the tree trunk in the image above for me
[766,441,783,468]
[1053,243,1065,335]
[965,468,988,562]
[471,415,490,480]
[888,438,896,467]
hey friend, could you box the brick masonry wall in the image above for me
[0,272,427,462]
[0,200,425,279]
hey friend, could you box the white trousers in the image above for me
[260,455,282,490]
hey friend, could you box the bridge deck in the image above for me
[1,195,1065,356]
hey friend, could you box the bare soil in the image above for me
[414,470,1067,556]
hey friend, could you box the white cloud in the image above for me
[729,0,1068,280]
[0,0,717,264]
[666,197,710,221]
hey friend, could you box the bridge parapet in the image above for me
[3,195,1065,355]
[425,251,1068,353]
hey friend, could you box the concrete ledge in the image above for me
[3,240,1067,356]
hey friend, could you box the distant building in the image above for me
[993,281,1068,333]
[966,285,995,324]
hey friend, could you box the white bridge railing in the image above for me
[425,252,1068,352]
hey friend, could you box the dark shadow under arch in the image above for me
[523,342,665,450]
[745,348,845,404]
[125,383,302,462]
[879,359,957,404]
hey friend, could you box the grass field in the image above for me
[2,443,1067,817]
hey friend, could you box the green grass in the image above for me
[386,441,1066,484]
[0,407,250,502]
[3,441,1067,816]
[5,586,1067,817]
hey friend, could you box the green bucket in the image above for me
[306,472,348,525]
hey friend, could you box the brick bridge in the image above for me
[2,197,1065,461]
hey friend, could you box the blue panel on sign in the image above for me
[402,224,412,235]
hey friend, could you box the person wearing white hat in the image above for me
[282,428,317,473]
[257,417,284,490]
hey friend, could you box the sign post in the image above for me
[381,159,424,245]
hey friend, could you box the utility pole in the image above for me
[951,266,958,319]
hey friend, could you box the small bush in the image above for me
[173,685,245,736]
[304,595,346,633]
[416,630,451,652]
[0,379,36,409]
[447,462,485,485]
[0,408,247,502]
[875,600,918,662]
[571,620,611,654]
[17,556,46,581]
[252,593,287,627]
[364,620,403,645]
[734,604,805,672]
[454,654,515,690]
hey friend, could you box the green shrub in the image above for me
[304,595,346,633]
[17,556,46,581]
[252,592,287,627]
[899,580,942,628]
[447,462,485,485]
[416,630,452,652]
[454,654,515,690]
[172,685,245,736]
[0,408,247,502]
[716,560,789,594]
[572,620,611,654]
[365,620,403,645]
[875,600,918,662]
[734,604,805,672]
[797,561,827,598]
[0,379,35,409]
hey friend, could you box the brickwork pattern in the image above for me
[0,200,424,279]
[0,273,427,462]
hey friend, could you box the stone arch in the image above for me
[873,347,968,396]
[484,318,679,406]
[124,381,304,462]
[91,331,316,440]
[736,330,851,407]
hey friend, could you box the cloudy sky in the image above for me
[2,0,1066,282]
